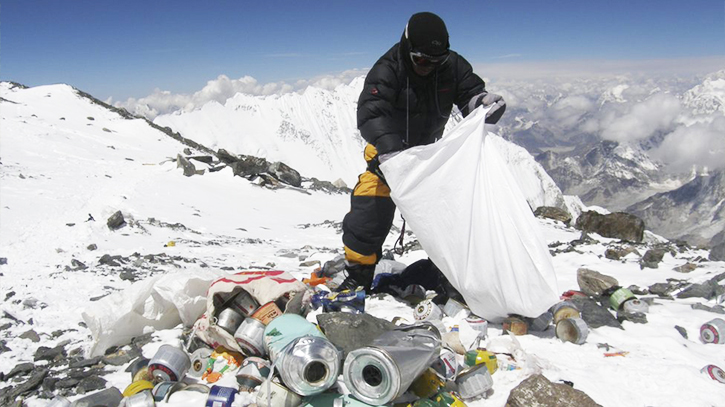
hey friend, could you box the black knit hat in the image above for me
[404,12,450,56]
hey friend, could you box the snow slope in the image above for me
[2,83,725,406]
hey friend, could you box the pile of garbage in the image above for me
[45,259,725,407]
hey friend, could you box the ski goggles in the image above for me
[409,50,450,67]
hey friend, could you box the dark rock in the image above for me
[617,310,648,324]
[6,362,35,380]
[183,148,193,155]
[119,269,136,281]
[627,285,648,296]
[640,248,667,269]
[102,347,141,366]
[316,312,396,359]
[98,254,123,267]
[131,333,154,349]
[106,211,126,230]
[2,368,48,402]
[177,154,203,176]
[190,155,214,165]
[55,377,80,389]
[268,161,302,187]
[675,325,688,339]
[710,241,725,261]
[691,303,725,315]
[575,211,645,242]
[230,156,269,178]
[87,244,98,251]
[506,373,602,407]
[19,329,40,342]
[648,283,674,297]
[0,322,11,331]
[570,296,621,329]
[71,259,87,270]
[0,340,10,353]
[673,263,698,273]
[605,246,641,261]
[534,206,572,225]
[42,376,59,392]
[677,281,718,300]
[306,177,350,194]
[34,345,66,362]
[69,356,103,369]
[216,149,239,164]
[0,258,7,265]
[76,375,107,394]
[577,268,618,297]
[5,290,15,301]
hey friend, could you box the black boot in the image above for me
[335,264,375,292]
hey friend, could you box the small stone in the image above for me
[534,206,572,225]
[4,290,15,301]
[106,210,126,230]
[71,259,87,270]
[76,375,107,394]
[19,329,40,342]
[0,258,7,265]
[677,281,718,300]
[506,373,602,407]
[87,244,98,251]
[691,303,725,315]
[55,377,80,389]
[617,310,648,324]
[69,356,103,369]
[674,325,688,339]
[119,269,136,281]
[0,322,11,331]
[5,368,48,401]
[299,259,321,267]
[0,340,11,353]
[34,345,67,362]
[102,347,141,366]
[673,263,698,273]
[23,297,40,308]
[640,248,667,269]
[98,254,122,267]
[648,283,674,297]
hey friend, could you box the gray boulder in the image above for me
[268,161,302,187]
[534,206,572,225]
[577,268,618,297]
[570,296,621,329]
[316,312,396,359]
[575,211,645,242]
[106,211,126,230]
[506,373,602,407]
[710,241,725,261]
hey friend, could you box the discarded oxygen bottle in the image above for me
[701,318,725,344]
[148,344,191,382]
[343,323,442,405]
[69,387,123,407]
[263,313,341,396]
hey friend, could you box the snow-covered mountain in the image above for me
[683,70,725,115]
[2,81,725,407]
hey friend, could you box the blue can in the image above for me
[206,385,237,407]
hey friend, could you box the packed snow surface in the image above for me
[2,83,725,406]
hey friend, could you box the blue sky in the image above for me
[2,0,724,101]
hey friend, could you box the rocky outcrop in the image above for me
[506,374,602,407]
[575,211,645,242]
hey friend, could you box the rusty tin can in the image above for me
[502,316,528,336]
[551,301,581,324]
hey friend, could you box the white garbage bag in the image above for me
[82,268,220,356]
[380,106,559,322]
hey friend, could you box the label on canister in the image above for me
[431,347,459,381]
[609,287,635,310]
[206,385,237,407]
[434,391,466,407]
[455,363,494,400]
[701,364,725,384]
[443,298,469,318]
[555,317,589,345]
[700,318,725,344]
[414,300,443,321]
[465,316,489,337]
[148,345,191,382]
[252,301,283,325]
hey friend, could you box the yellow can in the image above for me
[409,368,444,399]
[122,379,154,397]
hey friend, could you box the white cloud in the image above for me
[600,93,682,142]
[651,116,725,172]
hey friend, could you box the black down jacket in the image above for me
[357,40,488,155]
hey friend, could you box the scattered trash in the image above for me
[700,318,725,344]
[526,311,553,332]
[464,316,488,338]
[603,351,629,357]
[556,317,589,344]
[122,379,153,397]
[409,367,445,398]
[165,240,176,247]
[502,316,528,336]
[311,288,365,314]
[217,308,245,334]
[455,363,494,400]
[607,286,636,311]
[414,299,443,321]
[431,346,460,381]
[701,364,725,384]
[201,346,244,383]
[253,301,284,324]
[237,356,271,392]
[189,347,214,378]
[464,348,498,374]
[443,298,469,318]
[206,385,237,407]
[551,301,581,324]
[120,390,154,407]
[344,324,441,405]
[256,379,303,407]
[234,317,267,357]
[148,344,191,382]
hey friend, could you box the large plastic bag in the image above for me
[82,268,220,356]
[380,106,559,322]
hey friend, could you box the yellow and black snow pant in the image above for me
[342,144,397,266]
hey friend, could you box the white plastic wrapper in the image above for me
[380,106,559,321]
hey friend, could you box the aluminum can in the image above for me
[343,323,442,405]
[464,316,488,337]
[431,347,460,381]
[401,284,427,303]
[70,387,124,407]
[701,364,725,384]
[205,385,237,407]
[128,357,151,382]
[609,287,635,310]
[237,356,272,392]
[148,345,191,383]
[253,301,284,325]
[455,363,493,401]
[622,298,649,314]
[502,316,528,336]
[256,380,303,407]
[119,391,154,407]
[443,298,469,318]
[230,289,261,317]
[264,314,341,396]
[414,299,443,321]
[526,311,553,332]
[551,301,581,324]
[700,318,725,344]
[217,308,245,334]
[555,317,589,344]
[188,347,213,378]
[235,317,267,357]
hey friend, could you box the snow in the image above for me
[2,83,725,406]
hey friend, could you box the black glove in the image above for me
[479,92,506,124]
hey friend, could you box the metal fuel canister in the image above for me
[442,298,469,318]
[455,363,494,401]
[121,390,155,407]
[463,349,498,374]
[551,301,581,324]
[431,346,460,381]
[148,344,191,383]
[409,367,445,398]
[188,347,213,378]
[502,316,528,336]
[234,317,267,357]
[217,307,245,335]
[701,364,725,384]
[230,289,261,317]
[205,385,238,407]
[555,317,589,344]
[700,318,725,344]
[414,299,443,321]
[609,287,635,310]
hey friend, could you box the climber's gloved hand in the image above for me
[479,92,506,124]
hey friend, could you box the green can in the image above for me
[609,287,635,310]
